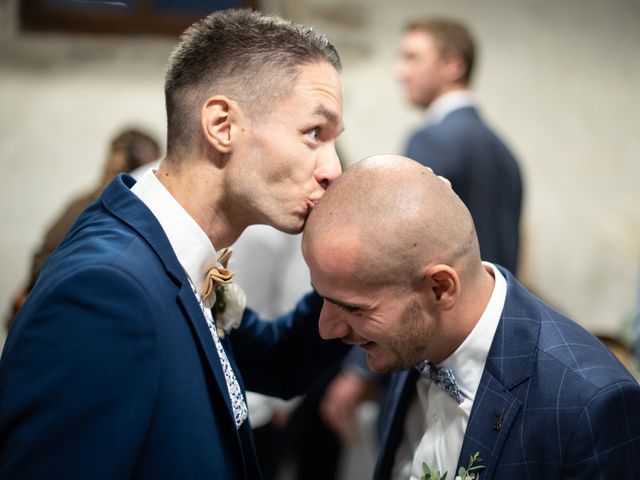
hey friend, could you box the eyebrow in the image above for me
[314,105,345,134]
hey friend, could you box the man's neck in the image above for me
[424,88,474,125]
[155,160,243,249]
[434,265,495,364]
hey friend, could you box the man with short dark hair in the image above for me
[0,9,345,479]
[303,154,640,479]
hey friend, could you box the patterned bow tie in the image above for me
[415,361,464,404]
[200,248,234,303]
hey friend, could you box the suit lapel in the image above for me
[101,174,238,426]
[458,267,539,478]
[176,286,236,415]
[457,372,521,478]
[374,369,418,480]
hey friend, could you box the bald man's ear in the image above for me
[201,96,238,154]
[424,264,459,311]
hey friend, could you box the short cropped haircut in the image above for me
[406,18,476,85]
[164,8,342,160]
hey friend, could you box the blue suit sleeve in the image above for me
[0,265,158,480]
[563,380,640,478]
[229,290,349,399]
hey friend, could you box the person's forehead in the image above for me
[401,30,439,51]
[291,62,342,98]
[279,62,344,126]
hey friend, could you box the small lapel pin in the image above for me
[493,409,505,431]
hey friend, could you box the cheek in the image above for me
[351,313,389,339]
[416,69,434,89]
[287,160,316,186]
[248,129,292,173]
[370,303,417,337]
[265,144,315,188]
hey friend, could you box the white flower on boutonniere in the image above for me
[214,282,246,338]
[421,452,484,480]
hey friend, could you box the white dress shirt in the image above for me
[392,263,507,479]
[131,168,248,429]
[425,90,476,126]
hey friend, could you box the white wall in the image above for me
[1,0,639,347]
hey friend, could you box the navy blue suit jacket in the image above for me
[0,174,345,479]
[406,107,522,274]
[374,267,640,479]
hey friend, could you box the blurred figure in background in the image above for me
[596,333,638,380]
[5,127,160,330]
[397,18,522,273]
[321,17,524,458]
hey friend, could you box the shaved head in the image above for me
[304,154,495,368]
[303,154,482,289]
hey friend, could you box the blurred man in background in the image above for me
[396,18,522,273]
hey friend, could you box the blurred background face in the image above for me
[395,29,448,109]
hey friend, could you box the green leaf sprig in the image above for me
[420,452,484,480]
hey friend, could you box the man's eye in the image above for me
[306,127,321,142]
[337,304,360,314]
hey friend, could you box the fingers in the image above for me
[437,175,452,189]
[319,371,371,443]
[423,166,452,189]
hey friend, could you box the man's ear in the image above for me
[201,95,237,154]
[424,264,459,311]
[442,53,467,85]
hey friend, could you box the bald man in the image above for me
[302,155,640,479]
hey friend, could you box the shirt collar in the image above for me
[425,89,475,126]
[131,168,218,295]
[439,262,507,403]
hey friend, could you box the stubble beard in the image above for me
[368,298,429,374]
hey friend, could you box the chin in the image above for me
[367,349,416,375]
[366,354,398,375]
[262,208,305,234]
[272,218,304,235]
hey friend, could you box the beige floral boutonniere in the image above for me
[214,281,246,338]
[201,247,247,339]
[212,248,246,338]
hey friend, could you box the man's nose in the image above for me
[315,144,342,190]
[318,302,350,340]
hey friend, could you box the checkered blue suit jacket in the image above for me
[374,267,640,479]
